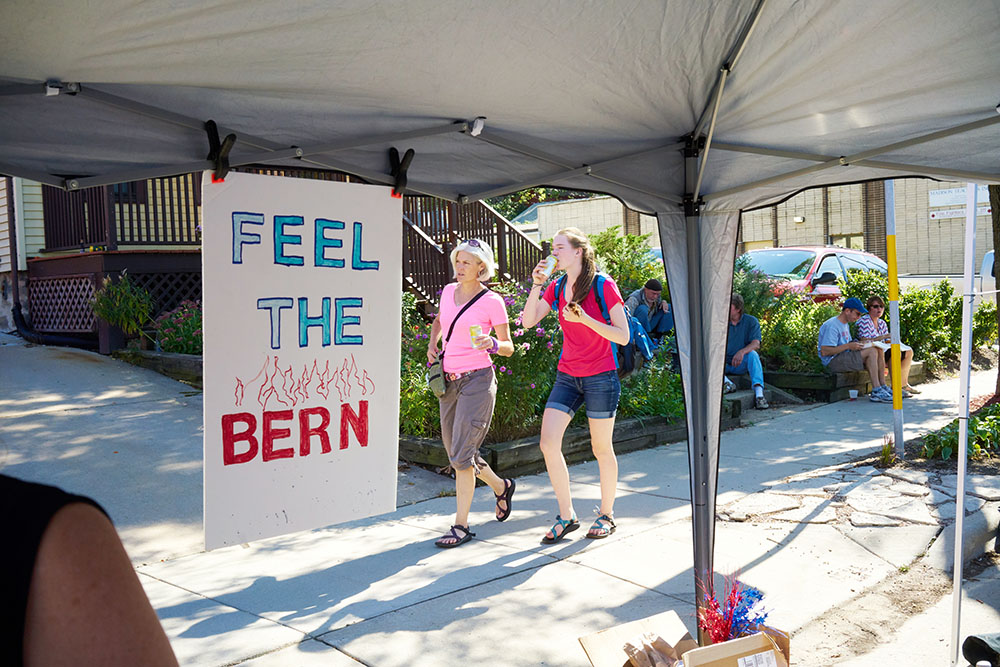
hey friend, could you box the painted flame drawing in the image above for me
[234,354,374,409]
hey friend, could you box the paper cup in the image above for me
[849,389,858,400]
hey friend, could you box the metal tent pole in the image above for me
[884,180,906,455]
[683,139,713,645]
[950,183,979,665]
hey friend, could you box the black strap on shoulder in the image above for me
[442,287,490,358]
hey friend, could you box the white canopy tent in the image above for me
[3,0,999,653]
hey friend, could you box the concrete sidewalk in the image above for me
[2,332,998,666]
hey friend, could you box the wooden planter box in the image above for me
[113,349,203,387]
[766,360,924,402]
[399,402,742,477]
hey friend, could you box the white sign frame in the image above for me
[201,172,401,549]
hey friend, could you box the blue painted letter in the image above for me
[351,222,379,270]
[335,297,363,345]
[315,219,345,268]
[233,212,264,264]
[257,297,294,349]
[298,297,332,347]
[275,216,305,266]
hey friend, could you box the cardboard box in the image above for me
[681,630,790,667]
[578,610,698,667]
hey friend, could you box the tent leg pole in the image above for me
[684,143,713,646]
[950,183,978,665]
[884,180,905,455]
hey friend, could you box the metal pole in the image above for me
[684,142,713,645]
[883,180,905,456]
[950,182,978,665]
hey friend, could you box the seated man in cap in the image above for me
[817,297,891,402]
[624,278,673,341]
[726,293,768,409]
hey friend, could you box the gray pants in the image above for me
[439,366,497,472]
[827,349,864,373]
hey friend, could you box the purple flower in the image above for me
[547,342,554,350]
[499,366,506,372]
[530,383,536,389]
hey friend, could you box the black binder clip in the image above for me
[389,147,415,198]
[205,120,237,183]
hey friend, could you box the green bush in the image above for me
[398,274,687,443]
[155,301,202,354]
[91,271,155,340]
[590,226,664,298]
[759,294,839,372]
[732,254,779,319]
[921,403,1000,460]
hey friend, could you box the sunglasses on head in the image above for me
[464,239,482,248]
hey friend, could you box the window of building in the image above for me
[830,233,863,249]
[111,180,148,205]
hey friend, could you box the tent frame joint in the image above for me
[683,195,703,218]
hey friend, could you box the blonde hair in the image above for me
[450,239,495,281]
[556,227,596,304]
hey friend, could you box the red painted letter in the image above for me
[262,410,295,461]
[222,412,258,465]
[299,406,331,456]
[340,400,369,449]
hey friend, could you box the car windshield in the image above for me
[744,249,816,280]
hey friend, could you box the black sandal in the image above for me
[435,525,475,548]
[495,478,516,522]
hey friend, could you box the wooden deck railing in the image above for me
[402,214,449,303]
[40,171,542,307]
[402,196,544,302]
[41,174,201,251]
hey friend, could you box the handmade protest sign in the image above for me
[202,172,401,549]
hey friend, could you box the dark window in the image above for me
[816,254,844,280]
[111,180,148,205]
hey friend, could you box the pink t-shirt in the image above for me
[542,275,624,377]
[439,283,509,374]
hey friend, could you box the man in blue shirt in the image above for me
[726,293,767,409]
[817,297,890,402]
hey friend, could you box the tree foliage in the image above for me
[486,187,593,221]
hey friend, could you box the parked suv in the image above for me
[741,246,888,301]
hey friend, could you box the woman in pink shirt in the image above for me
[521,228,630,543]
[427,239,515,548]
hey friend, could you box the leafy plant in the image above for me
[920,403,1000,460]
[878,434,897,467]
[485,188,592,221]
[732,254,779,320]
[91,271,156,342]
[759,294,838,372]
[155,301,202,354]
[589,226,663,297]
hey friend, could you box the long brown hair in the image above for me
[556,227,597,304]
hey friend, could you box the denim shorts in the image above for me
[545,370,621,419]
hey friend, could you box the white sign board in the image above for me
[928,185,988,208]
[929,206,992,220]
[202,172,401,549]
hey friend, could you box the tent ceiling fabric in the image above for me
[2,0,998,213]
